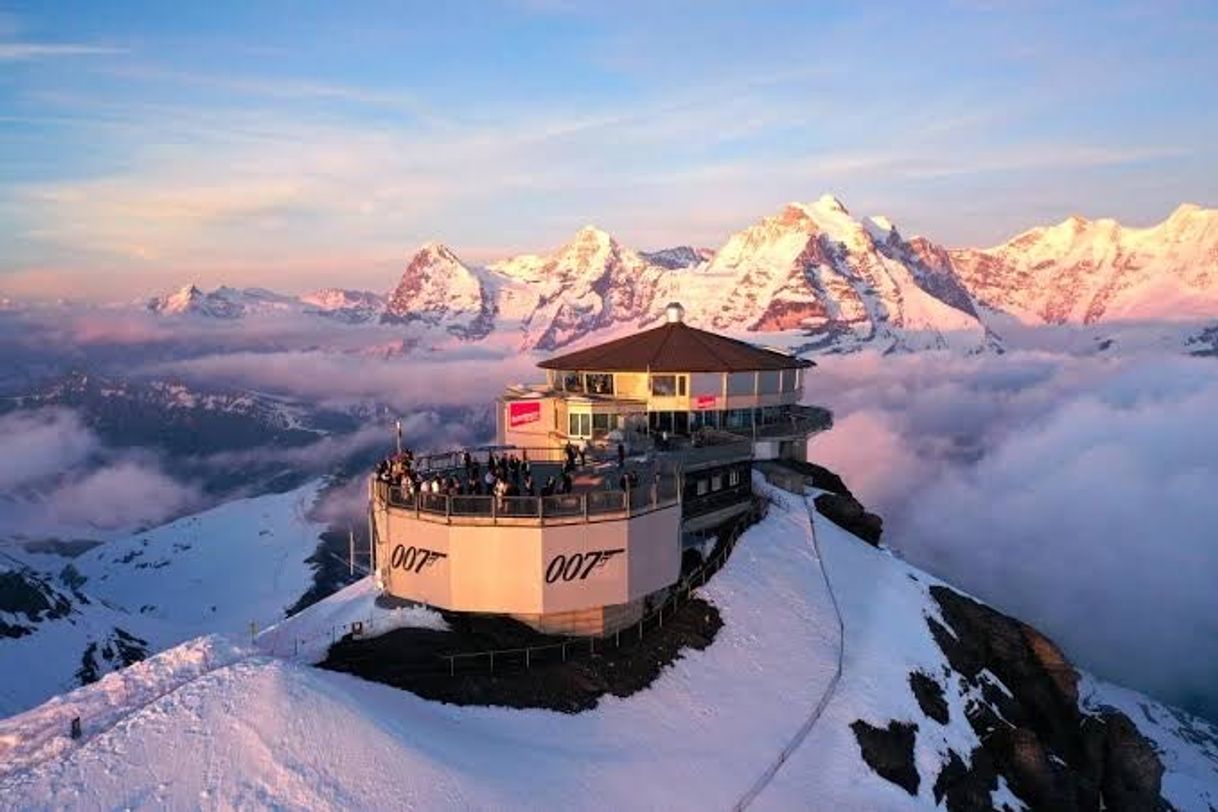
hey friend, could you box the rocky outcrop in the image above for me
[0,569,73,638]
[75,628,149,686]
[850,720,920,796]
[910,671,949,725]
[924,585,1168,811]
[814,492,883,545]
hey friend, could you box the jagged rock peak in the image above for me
[411,241,463,263]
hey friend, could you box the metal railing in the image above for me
[435,500,764,676]
[375,476,682,526]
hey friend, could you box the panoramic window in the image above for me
[651,375,678,396]
[585,373,613,395]
[562,371,583,392]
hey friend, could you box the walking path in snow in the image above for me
[0,475,845,810]
[734,491,846,810]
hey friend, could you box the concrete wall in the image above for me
[374,503,681,616]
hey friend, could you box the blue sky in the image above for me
[1,0,1216,299]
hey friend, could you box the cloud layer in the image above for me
[808,350,1218,721]
[0,408,201,539]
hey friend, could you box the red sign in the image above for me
[508,400,542,428]
[694,395,717,410]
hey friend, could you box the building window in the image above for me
[585,373,613,395]
[651,375,677,396]
[727,371,755,396]
[728,469,741,487]
[711,474,723,491]
[568,412,591,437]
[562,371,583,393]
[678,376,687,396]
[592,413,611,437]
[696,479,709,496]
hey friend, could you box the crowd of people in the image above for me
[374,442,658,516]
[375,447,586,504]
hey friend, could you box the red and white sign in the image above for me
[693,394,718,410]
[508,400,542,427]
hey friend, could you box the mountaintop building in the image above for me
[370,304,831,636]
[499,302,822,461]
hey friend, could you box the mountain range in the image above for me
[132,196,1217,355]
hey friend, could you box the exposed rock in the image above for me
[933,746,998,812]
[925,585,1170,811]
[0,569,73,637]
[814,492,883,545]
[770,459,853,498]
[75,628,149,686]
[910,670,949,724]
[1086,712,1168,812]
[850,719,920,796]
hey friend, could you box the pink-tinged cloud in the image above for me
[807,350,1218,722]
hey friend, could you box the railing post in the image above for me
[492,494,497,524]
[583,494,589,522]
[445,495,451,524]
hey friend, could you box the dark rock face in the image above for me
[0,569,73,637]
[933,746,997,811]
[925,585,1169,812]
[771,459,853,497]
[910,671,949,725]
[850,719,920,796]
[814,492,883,545]
[75,628,149,686]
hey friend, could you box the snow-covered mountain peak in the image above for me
[383,243,491,336]
[862,215,898,244]
[951,203,1218,325]
[812,192,849,215]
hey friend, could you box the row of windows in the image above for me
[690,466,746,497]
[553,370,801,397]
[568,412,629,438]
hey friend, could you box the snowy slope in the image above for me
[951,204,1218,326]
[71,482,326,637]
[0,477,842,810]
[2,477,1214,810]
[0,483,327,719]
[759,495,1218,811]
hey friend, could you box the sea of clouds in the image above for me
[808,349,1218,722]
[3,303,1216,722]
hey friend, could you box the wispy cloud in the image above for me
[0,42,125,61]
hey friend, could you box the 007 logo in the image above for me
[544,548,624,584]
[389,544,446,573]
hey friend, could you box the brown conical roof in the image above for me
[537,320,813,373]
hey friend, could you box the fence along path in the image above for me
[732,489,846,812]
